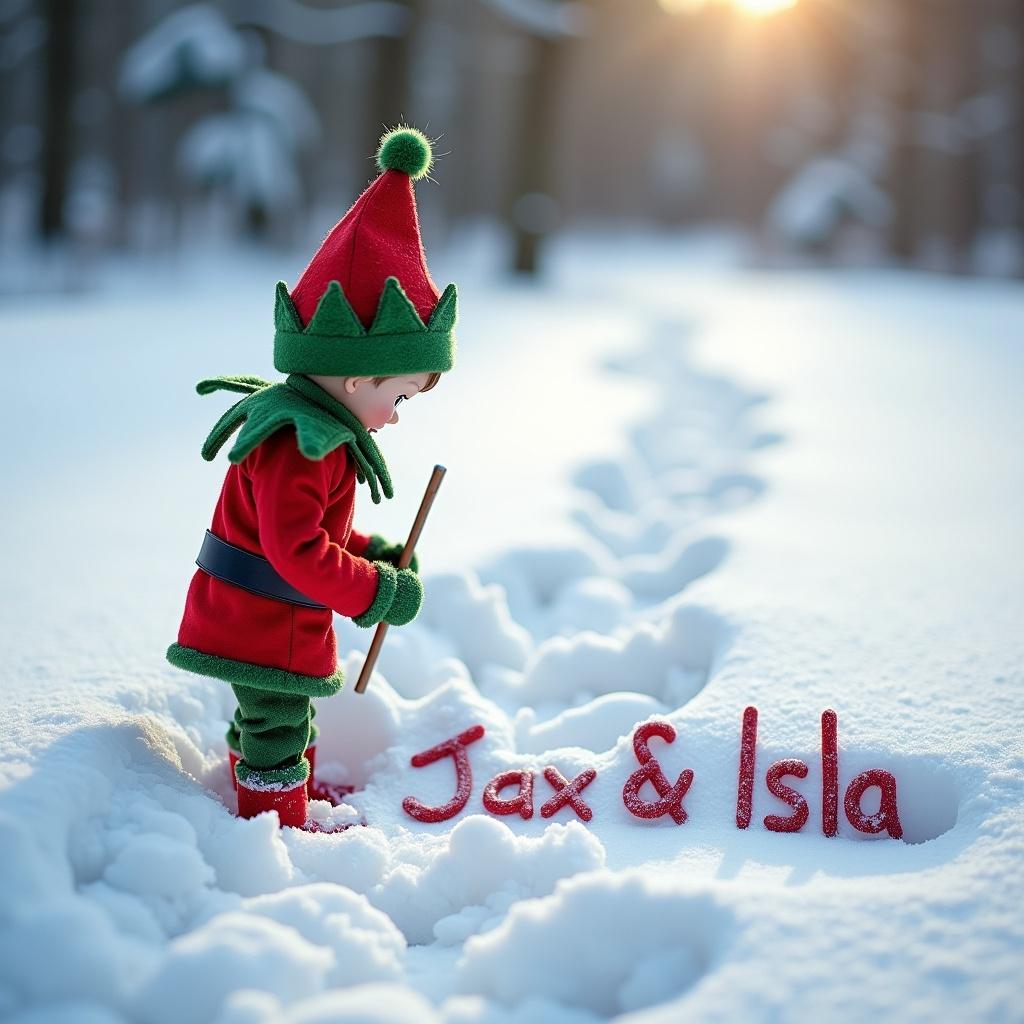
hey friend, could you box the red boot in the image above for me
[236,775,308,829]
[228,746,356,808]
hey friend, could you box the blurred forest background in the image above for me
[1,0,1022,285]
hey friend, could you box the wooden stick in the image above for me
[354,464,446,694]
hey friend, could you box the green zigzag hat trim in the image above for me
[274,277,458,377]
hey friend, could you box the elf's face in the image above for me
[310,372,432,432]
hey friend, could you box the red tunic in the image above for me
[174,425,380,691]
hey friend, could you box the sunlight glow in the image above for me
[659,0,710,12]
[659,0,798,15]
[733,0,797,14]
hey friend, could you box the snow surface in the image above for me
[2,232,1023,1022]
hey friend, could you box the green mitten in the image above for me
[363,533,419,573]
[352,562,423,628]
[385,568,423,626]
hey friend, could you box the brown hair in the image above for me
[372,372,442,393]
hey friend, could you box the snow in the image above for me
[1,231,1023,1021]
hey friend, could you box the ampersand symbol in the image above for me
[621,721,693,824]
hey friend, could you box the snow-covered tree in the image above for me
[119,2,408,238]
[119,4,247,103]
[178,69,320,224]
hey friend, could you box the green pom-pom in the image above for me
[377,127,432,180]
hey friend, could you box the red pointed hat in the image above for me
[273,127,457,377]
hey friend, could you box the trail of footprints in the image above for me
[476,317,765,730]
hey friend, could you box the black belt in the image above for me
[196,530,328,610]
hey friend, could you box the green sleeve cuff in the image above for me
[352,561,398,628]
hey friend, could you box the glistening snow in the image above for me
[1,234,1021,1022]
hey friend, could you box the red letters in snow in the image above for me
[402,724,486,823]
[482,769,535,820]
[763,759,810,833]
[540,766,597,822]
[735,707,903,839]
[621,721,694,824]
[735,705,758,829]
[403,725,598,824]
[481,766,599,822]
[821,708,839,837]
[402,714,903,840]
[844,768,903,839]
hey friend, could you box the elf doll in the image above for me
[166,128,456,830]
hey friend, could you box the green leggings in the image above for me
[226,684,320,780]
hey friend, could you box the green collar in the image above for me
[195,373,394,503]
[285,374,393,501]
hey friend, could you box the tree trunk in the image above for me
[39,0,76,241]
[914,0,980,271]
[369,1,421,141]
[888,0,924,262]
[509,32,563,276]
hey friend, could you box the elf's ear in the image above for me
[343,376,374,395]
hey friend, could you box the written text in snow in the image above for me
[401,707,905,840]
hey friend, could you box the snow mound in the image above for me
[456,871,731,1016]
[240,885,406,984]
[372,816,606,946]
[134,912,332,1024]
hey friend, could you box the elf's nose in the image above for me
[387,409,399,425]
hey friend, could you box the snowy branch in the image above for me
[481,0,588,40]
[119,5,246,102]
[224,0,412,45]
